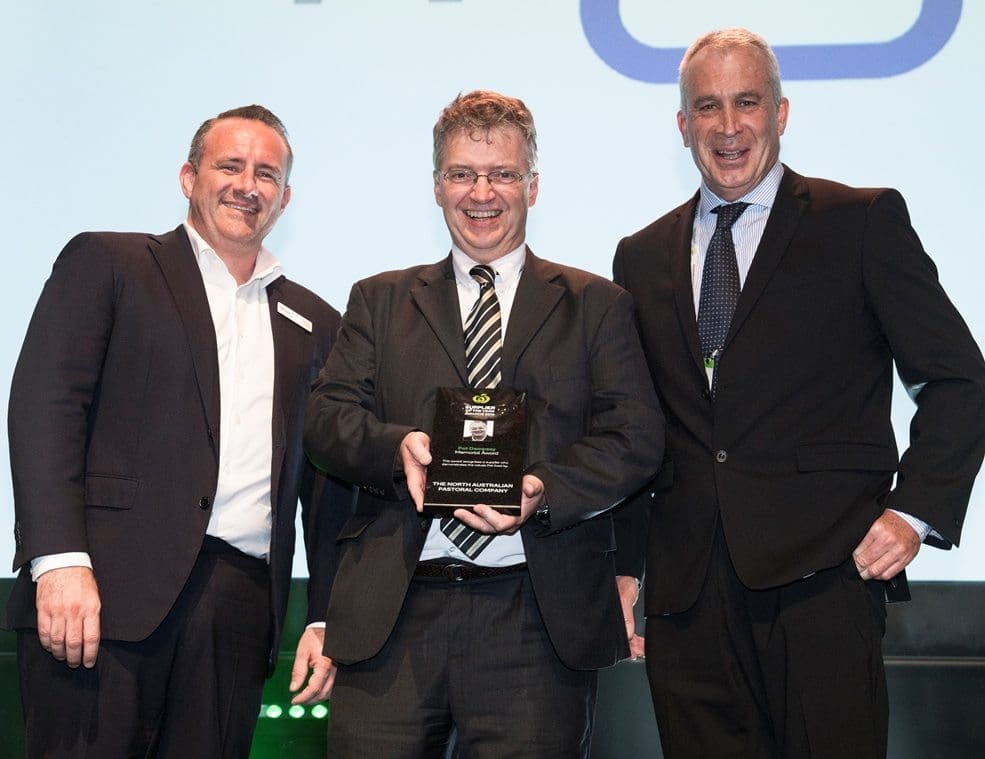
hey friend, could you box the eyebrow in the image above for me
[693,89,762,102]
[212,157,284,176]
[445,164,522,172]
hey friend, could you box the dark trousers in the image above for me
[645,526,888,759]
[18,539,271,759]
[328,569,598,759]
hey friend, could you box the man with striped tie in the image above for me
[304,89,664,757]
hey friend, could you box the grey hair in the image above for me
[679,28,783,112]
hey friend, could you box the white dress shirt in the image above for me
[186,223,280,560]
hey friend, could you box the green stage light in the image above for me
[264,704,283,719]
[311,704,329,719]
[289,705,306,719]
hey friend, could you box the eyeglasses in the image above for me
[440,168,534,186]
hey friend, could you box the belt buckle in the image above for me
[443,563,468,582]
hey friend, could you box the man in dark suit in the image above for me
[613,28,985,759]
[5,105,349,758]
[303,90,663,757]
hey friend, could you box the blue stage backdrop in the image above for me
[1,0,982,580]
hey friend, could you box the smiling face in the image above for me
[433,127,538,265]
[179,117,291,262]
[678,44,788,201]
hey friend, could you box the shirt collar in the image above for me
[183,222,283,287]
[450,243,527,289]
[698,161,784,220]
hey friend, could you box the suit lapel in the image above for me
[266,276,311,508]
[410,257,470,385]
[150,226,220,461]
[728,166,808,342]
[669,194,708,378]
[501,250,565,387]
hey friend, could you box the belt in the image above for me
[414,561,527,582]
[200,535,267,570]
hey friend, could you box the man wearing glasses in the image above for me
[303,89,663,757]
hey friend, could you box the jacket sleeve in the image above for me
[300,464,356,625]
[862,190,985,547]
[8,233,117,570]
[304,280,417,501]
[524,288,665,533]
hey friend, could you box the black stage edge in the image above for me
[2,579,984,758]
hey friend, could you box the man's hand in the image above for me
[451,474,545,535]
[400,431,432,512]
[289,627,337,705]
[616,575,645,661]
[35,566,101,668]
[853,509,922,581]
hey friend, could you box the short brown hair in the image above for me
[187,104,293,180]
[433,90,537,172]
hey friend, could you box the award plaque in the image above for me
[423,387,527,515]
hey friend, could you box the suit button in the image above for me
[702,388,711,400]
[715,450,728,464]
[199,496,212,510]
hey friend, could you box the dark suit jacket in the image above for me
[613,166,985,614]
[5,225,351,669]
[304,250,664,671]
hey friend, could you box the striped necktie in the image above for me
[439,264,502,558]
[463,264,502,388]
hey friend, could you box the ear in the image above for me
[677,111,690,148]
[179,162,196,199]
[776,97,790,136]
[433,171,443,207]
[280,184,292,211]
[527,173,539,208]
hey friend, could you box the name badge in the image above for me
[277,302,312,333]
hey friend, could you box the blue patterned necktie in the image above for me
[439,265,501,558]
[697,203,749,397]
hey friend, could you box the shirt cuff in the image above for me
[888,509,932,542]
[30,552,93,582]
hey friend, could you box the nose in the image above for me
[234,170,258,198]
[469,174,496,201]
[719,105,739,136]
